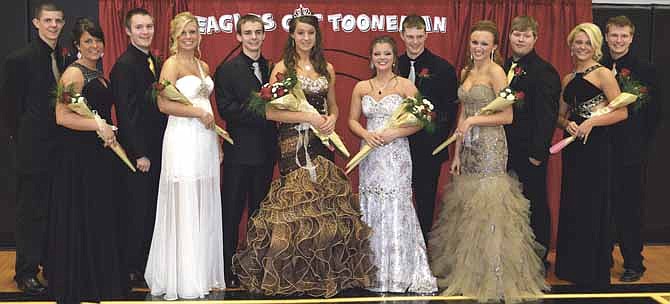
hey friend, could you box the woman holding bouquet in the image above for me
[144,12,224,300]
[232,9,375,297]
[47,18,127,303]
[428,21,547,303]
[555,23,627,290]
[348,35,436,293]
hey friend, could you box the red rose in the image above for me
[620,68,631,77]
[514,91,525,100]
[639,86,649,94]
[514,66,523,75]
[276,72,285,81]
[152,82,165,92]
[61,47,69,57]
[276,88,287,97]
[418,68,430,78]
[259,85,272,100]
[61,92,72,103]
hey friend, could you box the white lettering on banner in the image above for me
[341,14,356,32]
[328,14,342,32]
[195,13,447,35]
[371,15,384,31]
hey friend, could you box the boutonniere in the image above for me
[513,65,526,77]
[151,49,165,67]
[418,67,431,79]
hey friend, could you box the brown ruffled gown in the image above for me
[232,75,375,298]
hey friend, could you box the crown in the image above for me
[293,4,312,18]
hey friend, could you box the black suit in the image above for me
[398,49,458,243]
[110,44,167,275]
[1,38,63,280]
[601,51,657,273]
[503,50,561,260]
[214,53,277,281]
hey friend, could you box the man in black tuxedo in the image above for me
[398,14,458,244]
[601,15,657,282]
[214,14,277,288]
[503,16,560,269]
[0,2,64,295]
[110,8,167,286]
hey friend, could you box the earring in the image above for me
[77,51,81,59]
[369,61,374,70]
[470,53,474,61]
[490,48,496,62]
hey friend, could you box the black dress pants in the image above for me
[222,162,273,280]
[15,172,50,280]
[612,161,645,272]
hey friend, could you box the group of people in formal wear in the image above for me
[1,2,656,303]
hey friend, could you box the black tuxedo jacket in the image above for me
[1,38,63,173]
[398,49,458,162]
[503,50,561,163]
[601,51,658,165]
[110,45,167,161]
[214,53,277,165]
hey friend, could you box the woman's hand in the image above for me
[99,123,117,147]
[378,128,397,146]
[450,156,461,176]
[362,130,385,148]
[455,117,472,143]
[321,114,337,135]
[565,120,579,137]
[308,113,328,134]
[198,108,215,129]
[576,119,594,144]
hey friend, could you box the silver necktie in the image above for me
[408,60,416,84]
[51,52,61,81]
[252,62,262,83]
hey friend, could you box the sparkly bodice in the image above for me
[361,94,404,130]
[457,85,507,176]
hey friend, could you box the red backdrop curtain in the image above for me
[99,0,592,248]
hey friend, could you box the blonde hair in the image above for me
[567,22,603,61]
[169,12,200,57]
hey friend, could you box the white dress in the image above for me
[359,93,437,293]
[145,69,225,300]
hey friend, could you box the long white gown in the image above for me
[145,69,225,300]
[359,93,437,293]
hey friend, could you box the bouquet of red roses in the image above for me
[249,72,350,157]
[617,68,649,113]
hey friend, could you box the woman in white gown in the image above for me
[348,36,437,294]
[145,12,225,300]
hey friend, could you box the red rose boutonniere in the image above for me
[513,65,526,77]
[418,68,431,79]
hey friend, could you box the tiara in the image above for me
[293,4,312,18]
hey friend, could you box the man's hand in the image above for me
[136,157,151,172]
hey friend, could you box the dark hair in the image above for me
[33,2,63,19]
[606,15,635,35]
[402,14,426,32]
[236,14,264,35]
[369,35,399,77]
[282,15,329,81]
[72,17,105,49]
[124,8,152,30]
[462,20,503,83]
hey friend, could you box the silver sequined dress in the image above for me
[429,85,548,303]
[359,93,437,293]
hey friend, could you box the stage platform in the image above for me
[1,245,669,303]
